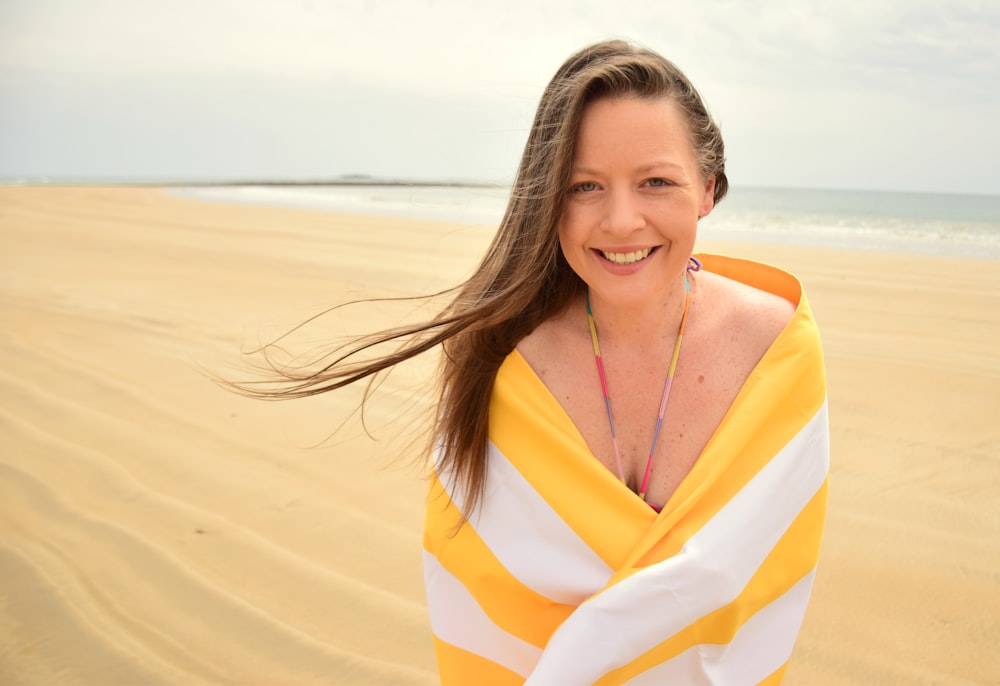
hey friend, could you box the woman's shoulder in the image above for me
[694,269,796,354]
[518,295,580,345]
[515,295,589,376]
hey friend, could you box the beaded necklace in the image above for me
[584,257,700,507]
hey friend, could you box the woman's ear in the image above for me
[699,175,716,218]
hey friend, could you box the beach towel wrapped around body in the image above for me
[423,255,829,685]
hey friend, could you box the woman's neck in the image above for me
[584,276,693,348]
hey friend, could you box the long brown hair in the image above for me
[235,40,729,513]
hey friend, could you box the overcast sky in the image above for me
[1,0,997,194]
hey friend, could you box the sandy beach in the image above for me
[1,186,998,685]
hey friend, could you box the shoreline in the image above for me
[5,178,1000,200]
[1,186,998,685]
[171,183,1000,261]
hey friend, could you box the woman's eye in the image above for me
[571,181,599,193]
[646,178,670,188]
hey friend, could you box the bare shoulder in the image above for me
[517,300,579,361]
[515,297,589,382]
[694,270,796,355]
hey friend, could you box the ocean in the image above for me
[180,184,1000,260]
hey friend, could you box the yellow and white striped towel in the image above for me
[424,255,829,685]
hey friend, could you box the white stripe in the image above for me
[624,569,817,685]
[422,550,541,678]
[436,441,614,604]
[525,402,829,683]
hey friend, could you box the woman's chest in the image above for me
[522,335,753,504]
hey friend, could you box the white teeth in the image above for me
[601,248,652,264]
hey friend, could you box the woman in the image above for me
[248,41,829,684]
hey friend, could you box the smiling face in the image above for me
[559,96,716,311]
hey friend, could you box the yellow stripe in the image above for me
[492,352,654,567]
[432,637,525,686]
[759,660,789,685]
[594,481,828,685]
[423,475,575,647]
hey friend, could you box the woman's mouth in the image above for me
[598,247,656,265]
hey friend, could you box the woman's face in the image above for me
[559,96,716,309]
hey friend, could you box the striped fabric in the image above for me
[423,255,829,685]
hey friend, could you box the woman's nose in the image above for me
[600,188,645,236]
